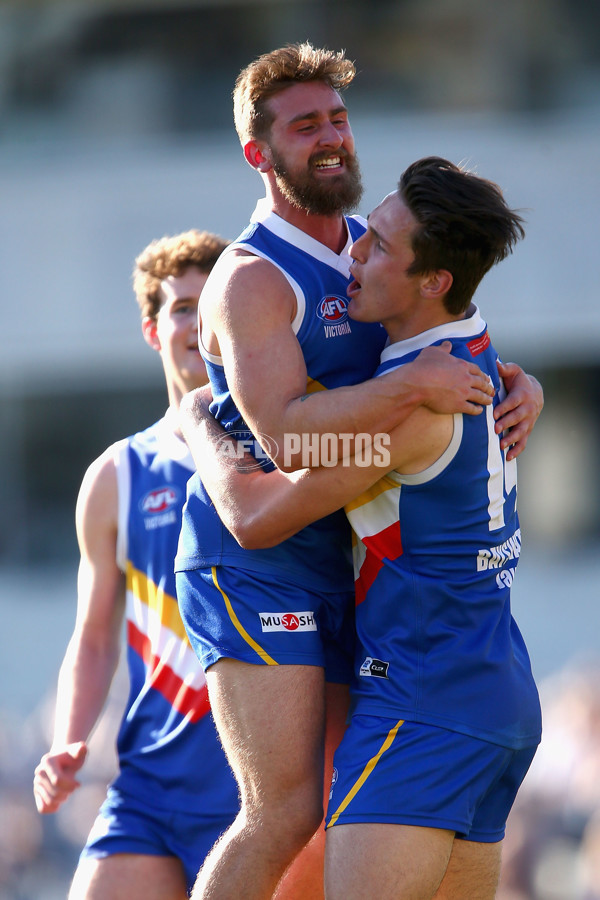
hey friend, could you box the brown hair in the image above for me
[133,229,229,320]
[233,42,356,145]
[399,157,525,315]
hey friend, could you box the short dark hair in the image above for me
[399,156,525,315]
[233,42,356,145]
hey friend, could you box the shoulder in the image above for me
[76,443,120,530]
[210,247,293,294]
[203,247,296,326]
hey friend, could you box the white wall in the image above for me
[2,110,599,396]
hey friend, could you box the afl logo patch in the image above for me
[316,295,349,323]
[140,485,179,515]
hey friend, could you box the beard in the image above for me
[270,147,364,216]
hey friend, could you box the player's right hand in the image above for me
[33,741,88,814]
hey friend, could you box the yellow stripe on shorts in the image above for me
[327,719,405,827]
[211,566,278,666]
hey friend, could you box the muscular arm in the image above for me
[180,387,451,549]
[202,254,494,470]
[33,451,125,814]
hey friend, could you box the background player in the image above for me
[33,230,240,900]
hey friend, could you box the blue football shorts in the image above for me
[80,786,233,893]
[176,565,355,683]
[325,715,538,842]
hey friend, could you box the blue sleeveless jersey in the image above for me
[345,309,541,750]
[111,412,239,813]
[176,203,387,590]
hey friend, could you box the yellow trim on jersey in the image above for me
[327,719,405,827]
[211,566,278,666]
[127,562,189,643]
[305,377,326,394]
[344,474,399,515]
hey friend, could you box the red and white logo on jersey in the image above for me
[467,331,490,356]
[316,295,349,323]
[140,485,179,515]
[259,612,317,632]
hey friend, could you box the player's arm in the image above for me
[180,387,450,548]
[33,451,125,814]
[495,360,544,460]
[203,253,494,471]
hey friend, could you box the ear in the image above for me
[142,316,161,352]
[243,140,273,172]
[421,269,453,300]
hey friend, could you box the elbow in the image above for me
[228,515,285,551]
[232,528,281,551]
[234,533,269,550]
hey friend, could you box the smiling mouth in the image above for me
[311,147,349,172]
[314,156,342,169]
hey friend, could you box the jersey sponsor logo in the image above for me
[359,656,390,678]
[477,528,521,571]
[139,485,180,515]
[317,295,349,323]
[467,331,491,356]
[259,612,317,632]
[496,566,517,589]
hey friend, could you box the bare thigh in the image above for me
[206,659,326,826]
[273,682,350,900]
[325,823,455,900]
[68,853,188,900]
[434,838,503,900]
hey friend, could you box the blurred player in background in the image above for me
[32,230,241,900]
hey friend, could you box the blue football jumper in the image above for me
[345,308,542,750]
[176,202,386,592]
[104,412,239,810]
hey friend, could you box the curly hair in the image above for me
[133,229,229,320]
[233,42,356,145]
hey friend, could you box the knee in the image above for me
[244,787,323,851]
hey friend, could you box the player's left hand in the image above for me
[495,361,544,460]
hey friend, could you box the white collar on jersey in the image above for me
[250,198,360,277]
[379,304,487,366]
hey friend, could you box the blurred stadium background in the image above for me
[0,1,599,897]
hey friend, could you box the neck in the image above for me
[267,186,348,254]
[384,310,467,345]
[164,385,185,439]
[166,383,182,412]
